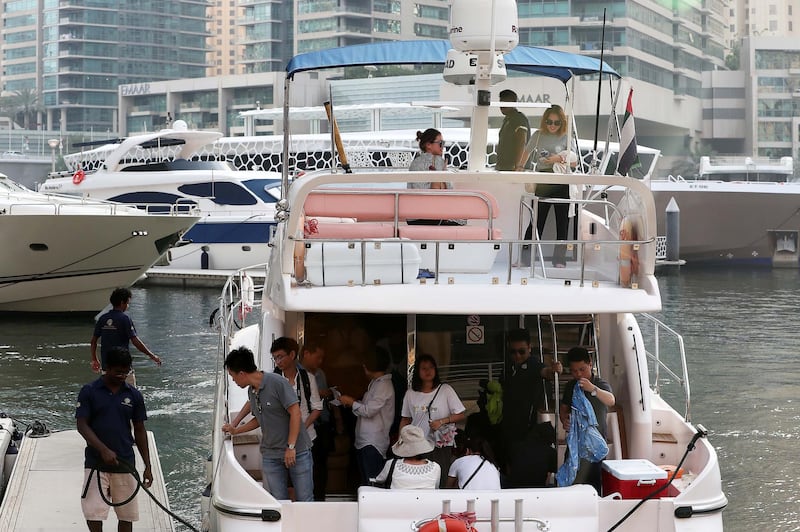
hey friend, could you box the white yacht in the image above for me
[0,175,199,312]
[203,14,726,532]
[646,156,800,266]
[40,121,281,271]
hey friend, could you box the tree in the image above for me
[725,43,740,71]
[9,88,43,130]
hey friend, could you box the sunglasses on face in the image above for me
[512,348,528,356]
[545,120,562,126]
[431,140,445,146]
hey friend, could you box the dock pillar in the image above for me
[666,197,680,262]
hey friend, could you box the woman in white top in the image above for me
[447,435,501,490]
[374,425,439,489]
[400,354,466,488]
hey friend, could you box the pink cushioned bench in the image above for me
[302,188,503,273]
[303,188,500,238]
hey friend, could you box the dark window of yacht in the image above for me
[178,182,257,205]
[108,192,190,212]
[242,179,281,203]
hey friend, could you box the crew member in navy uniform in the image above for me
[90,287,161,384]
[76,346,152,531]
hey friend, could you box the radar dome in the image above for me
[449,0,519,53]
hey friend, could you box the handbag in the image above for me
[428,385,457,447]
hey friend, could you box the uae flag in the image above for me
[616,88,640,176]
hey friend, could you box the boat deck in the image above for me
[0,430,173,532]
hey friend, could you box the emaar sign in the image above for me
[121,83,151,96]
[517,93,551,103]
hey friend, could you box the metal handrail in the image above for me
[638,313,691,422]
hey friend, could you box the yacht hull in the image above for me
[0,213,197,312]
[649,182,800,265]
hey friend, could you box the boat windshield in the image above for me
[242,178,282,203]
[120,159,232,172]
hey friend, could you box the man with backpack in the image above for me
[271,337,323,445]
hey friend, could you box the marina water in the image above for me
[1,268,798,531]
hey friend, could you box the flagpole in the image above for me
[592,7,607,163]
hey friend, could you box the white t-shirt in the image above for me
[281,368,323,441]
[375,459,440,489]
[448,454,501,490]
[401,384,465,447]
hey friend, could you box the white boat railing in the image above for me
[297,235,653,287]
[638,313,691,422]
[217,265,267,344]
[4,200,199,217]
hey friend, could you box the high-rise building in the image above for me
[731,0,799,38]
[208,0,245,77]
[1,0,210,133]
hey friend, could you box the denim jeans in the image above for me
[355,445,386,486]
[262,450,314,502]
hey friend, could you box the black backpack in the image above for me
[274,366,312,414]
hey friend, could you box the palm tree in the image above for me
[10,88,43,130]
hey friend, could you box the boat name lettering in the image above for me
[689,184,709,189]
[450,26,463,34]
[121,83,151,96]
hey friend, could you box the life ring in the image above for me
[418,518,472,532]
[619,215,640,288]
[72,168,85,185]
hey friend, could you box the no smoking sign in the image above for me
[466,325,484,344]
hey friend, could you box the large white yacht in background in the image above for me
[204,7,726,530]
[646,155,800,266]
[0,174,199,312]
[40,121,281,271]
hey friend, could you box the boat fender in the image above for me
[619,215,640,288]
[238,274,255,321]
[72,168,85,185]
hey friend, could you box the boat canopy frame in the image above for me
[281,39,624,194]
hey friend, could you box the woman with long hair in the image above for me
[517,105,577,268]
[399,353,466,487]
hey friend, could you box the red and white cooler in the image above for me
[601,459,669,499]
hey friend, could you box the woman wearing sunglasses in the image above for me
[408,128,462,225]
[408,128,449,188]
[516,105,577,268]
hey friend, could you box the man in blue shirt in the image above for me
[90,287,161,374]
[76,346,152,531]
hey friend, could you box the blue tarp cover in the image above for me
[285,40,619,82]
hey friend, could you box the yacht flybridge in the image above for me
[205,1,726,530]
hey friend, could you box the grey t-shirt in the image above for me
[249,372,312,458]
[525,132,569,172]
[408,153,451,189]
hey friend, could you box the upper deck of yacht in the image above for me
[264,167,661,315]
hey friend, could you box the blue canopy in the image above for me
[285,40,619,83]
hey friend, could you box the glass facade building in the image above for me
[1,0,210,133]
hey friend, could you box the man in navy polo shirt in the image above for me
[90,287,161,376]
[76,346,152,532]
